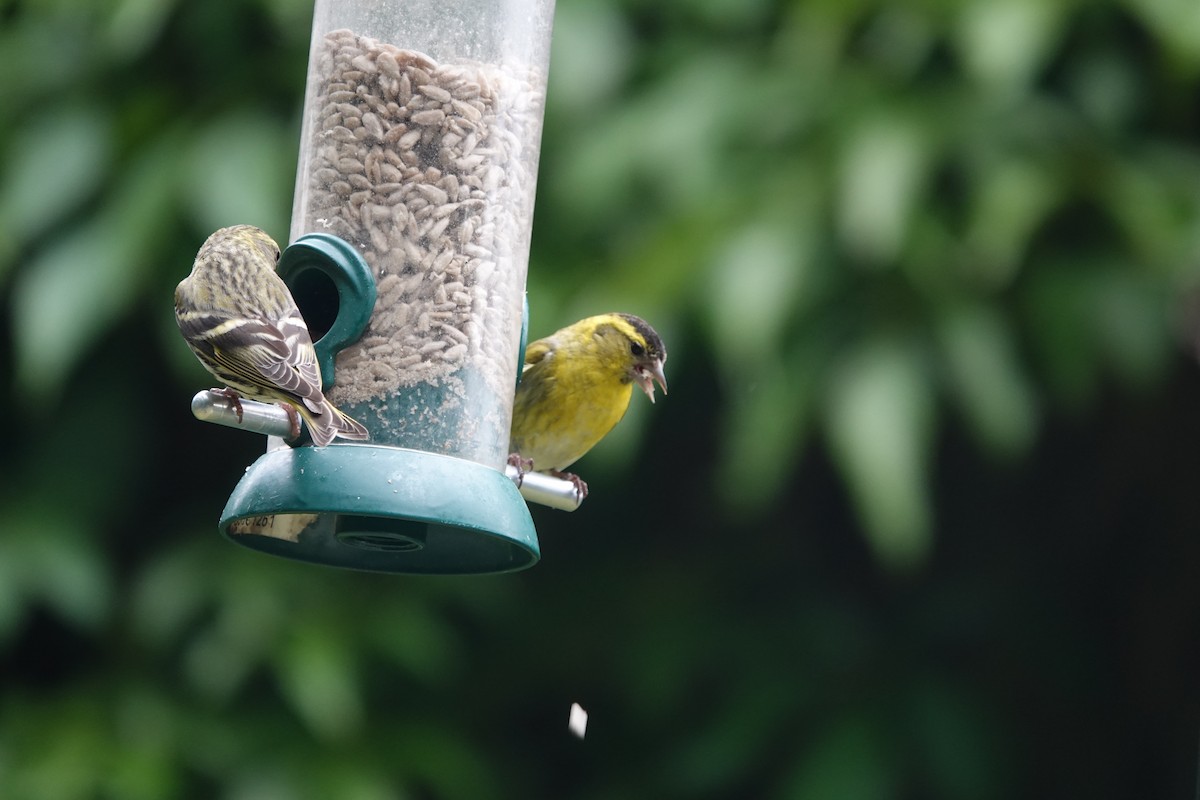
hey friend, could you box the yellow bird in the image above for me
[508,313,668,499]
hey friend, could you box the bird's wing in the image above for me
[524,337,555,367]
[250,313,326,414]
[184,311,325,412]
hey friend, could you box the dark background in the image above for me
[2,0,1200,797]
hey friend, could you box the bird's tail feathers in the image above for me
[299,400,369,446]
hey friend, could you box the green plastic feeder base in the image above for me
[219,445,539,574]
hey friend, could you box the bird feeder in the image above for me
[208,0,558,573]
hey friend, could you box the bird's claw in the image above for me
[507,453,533,487]
[281,404,302,440]
[549,470,588,501]
[215,387,245,423]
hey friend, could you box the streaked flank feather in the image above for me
[175,225,368,446]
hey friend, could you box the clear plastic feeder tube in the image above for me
[292,0,554,466]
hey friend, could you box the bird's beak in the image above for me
[633,359,668,403]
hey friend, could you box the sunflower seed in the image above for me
[410,108,445,126]
[362,112,384,139]
[420,84,452,103]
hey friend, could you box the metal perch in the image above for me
[191,389,583,512]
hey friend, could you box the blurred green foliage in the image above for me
[2,0,1200,797]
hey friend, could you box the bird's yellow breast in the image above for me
[509,331,636,471]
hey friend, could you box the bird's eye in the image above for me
[630,341,645,357]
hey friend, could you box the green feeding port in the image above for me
[219,233,539,574]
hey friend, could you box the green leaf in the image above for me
[0,537,25,641]
[1103,148,1200,270]
[964,156,1062,288]
[836,114,930,266]
[555,52,758,219]
[706,220,811,364]
[907,680,1010,800]
[130,542,215,648]
[1,506,112,631]
[102,688,181,800]
[1023,261,1171,403]
[774,713,899,800]
[0,103,112,275]
[717,350,815,514]
[954,0,1065,95]
[103,0,173,59]
[824,339,935,570]
[1023,264,1101,406]
[1127,0,1200,68]
[182,113,295,239]
[5,698,111,800]
[13,218,141,402]
[665,678,802,795]
[11,133,177,403]
[275,624,363,741]
[545,0,633,116]
[1093,270,1173,389]
[937,304,1040,458]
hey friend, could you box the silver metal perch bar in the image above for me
[190,390,583,511]
[191,390,299,440]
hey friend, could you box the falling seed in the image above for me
[568,703,588,739]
